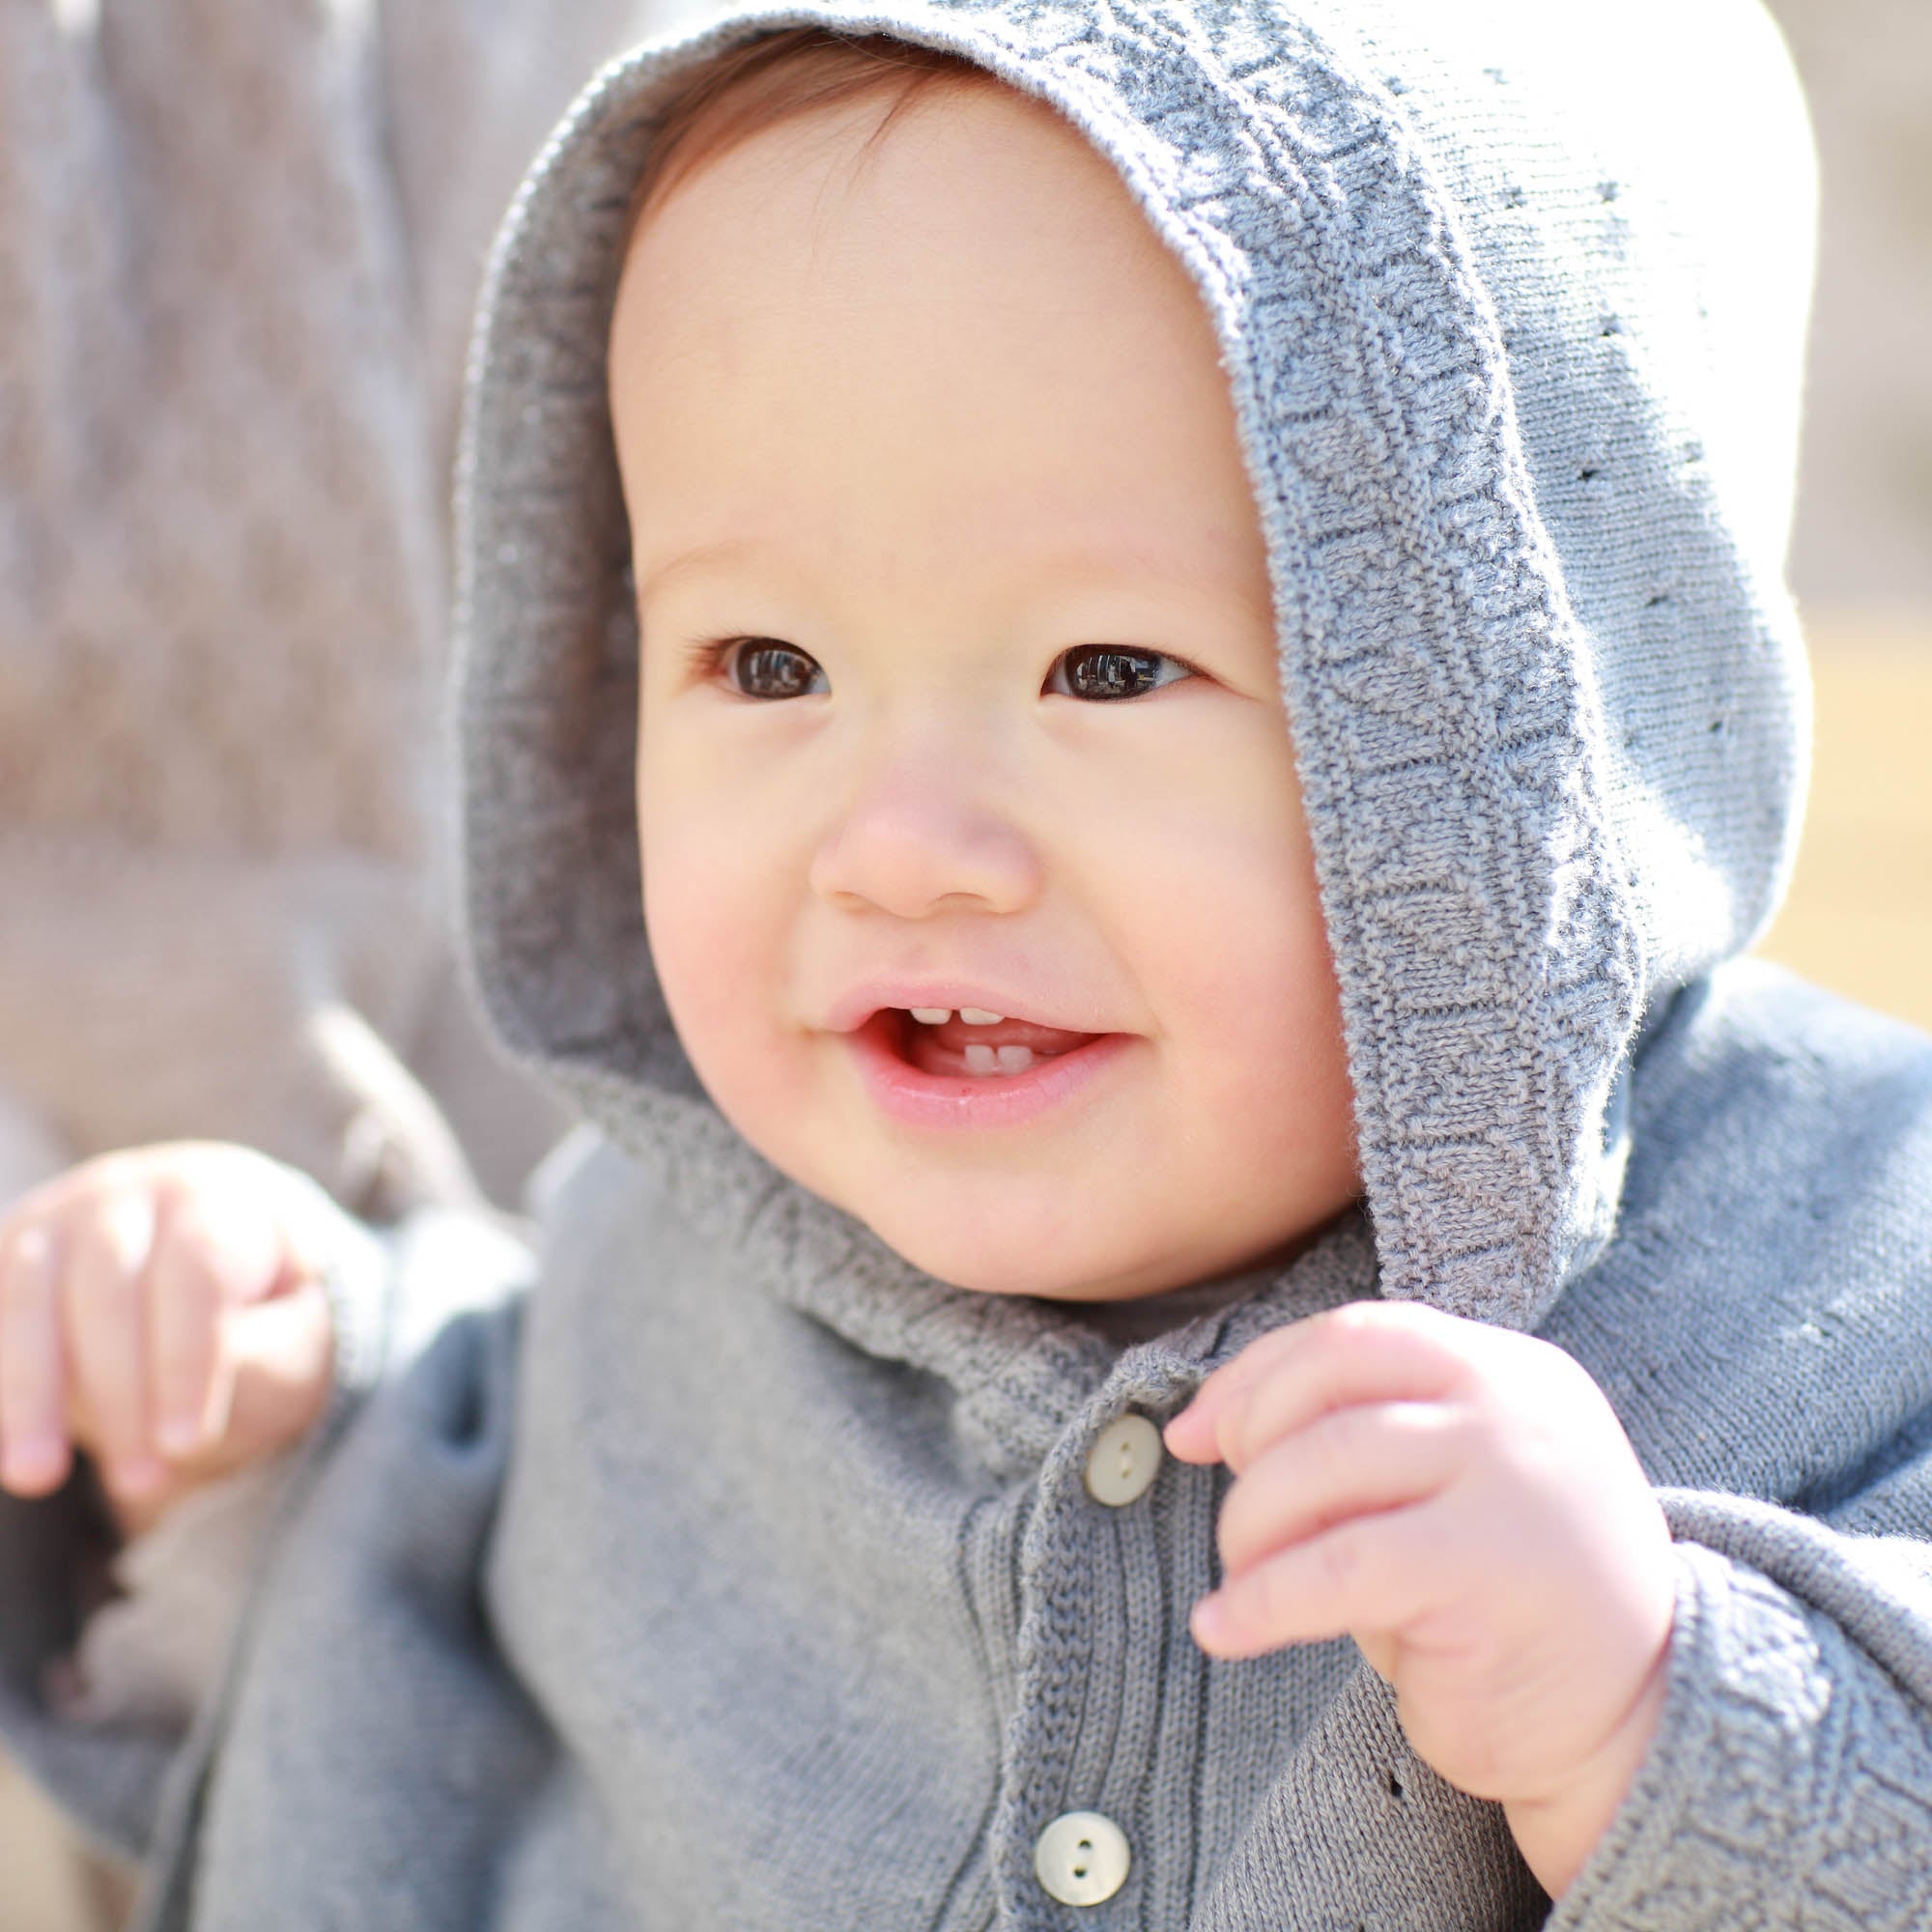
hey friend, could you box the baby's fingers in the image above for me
[1213,1400,1463,1576]
[63,1193,164,1497]
[145,1192,285,1460]
[1192,1500,1447,1661]
[1168,1302,1469,1473]
[147,1209,230,1460]
[0,1225,71,1493]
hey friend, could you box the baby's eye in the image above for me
[719,638,827,699]
[1044,643,1194,701]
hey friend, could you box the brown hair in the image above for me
[625,28,1001,237]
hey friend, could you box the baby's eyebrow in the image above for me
[634,535,762,604]
[634,529,1274,630]
[638,537,1267,611]
[1028,552,1275,626]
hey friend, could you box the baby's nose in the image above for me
[808,764,1042,920]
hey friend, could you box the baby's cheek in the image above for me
[642,839,812,1144]
[645,846,752,1057]
[1141,815,1356,1200]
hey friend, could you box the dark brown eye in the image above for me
[1046,644,1193,700]
[724,639,826,699]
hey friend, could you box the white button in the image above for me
[1034,1810,1130,1906]
[1083,1413,1163,1506]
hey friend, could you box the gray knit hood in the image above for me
[453,0,1815,1333]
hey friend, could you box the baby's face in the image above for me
[611,80,1359,1300]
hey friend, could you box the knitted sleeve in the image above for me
[0,1182,530,1862]
[1550,1486,1932,1930]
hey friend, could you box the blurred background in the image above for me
[1754,0,1932,1027]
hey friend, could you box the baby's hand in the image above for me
[0,1144,337,1532]
[1164,1300,1674,1897]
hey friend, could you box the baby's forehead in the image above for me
[617,31,1064,251]
[609,74,1271,634]
[615,73,1185,323]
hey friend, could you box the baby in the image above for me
[4,4,1932,1927]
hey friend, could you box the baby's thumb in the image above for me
[216,1282,336,1470]
[150,1187,313,1458]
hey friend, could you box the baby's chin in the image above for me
[859,1205,1277,1306]
[848,1184,1367,1306]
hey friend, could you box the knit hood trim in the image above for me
[453,0,1809,1353]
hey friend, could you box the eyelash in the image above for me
[700,639,1199,703]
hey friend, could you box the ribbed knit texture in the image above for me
[7,2,1932,1928]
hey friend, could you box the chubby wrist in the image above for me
[1504,1639,1672,1898]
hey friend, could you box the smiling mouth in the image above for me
[879,1007,1102,1078]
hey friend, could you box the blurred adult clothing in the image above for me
[0,0,693,1218]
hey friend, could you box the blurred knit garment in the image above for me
[0,0,683,1216]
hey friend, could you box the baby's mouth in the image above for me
[885,1007,1100,1078]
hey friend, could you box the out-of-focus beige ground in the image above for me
[0,1755,120,1932]
[1757,621,1932,1033]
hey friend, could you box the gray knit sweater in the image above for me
[8,1,1932,1927]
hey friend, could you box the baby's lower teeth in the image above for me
[962,1043,1036,1077]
